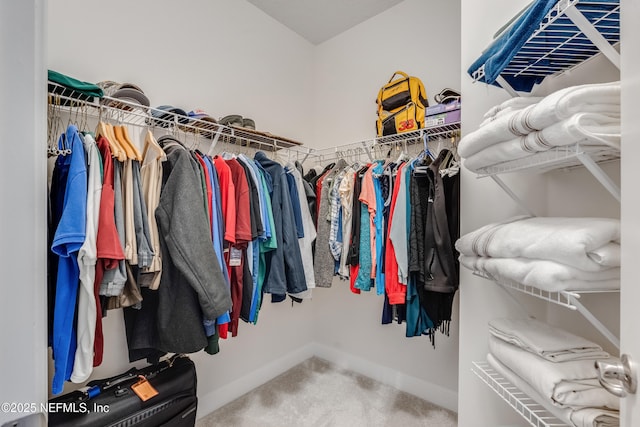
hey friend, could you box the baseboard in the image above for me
[196,343,316,419]
[197,342,458,418]
[310,343,459,413]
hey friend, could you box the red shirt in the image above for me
[213,157,237,244]
[384,163,406,305]
[93,136,125,366]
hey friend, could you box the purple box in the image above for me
[426,100,461,116]
[425,108,461,127]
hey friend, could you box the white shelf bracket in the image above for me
[489,175,537,217]
[575,151,621,202]
[495,75,520,98]
[564,4,620,70]
[568,295,620,350]
[205,131,222,156]
[361,141,374,162]
[495,283,537,318]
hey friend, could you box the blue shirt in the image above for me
[286,171,304,238]
[51,125,87,394]
[204,156,230,331]
[372,162,385,294]
[239,155,270,240]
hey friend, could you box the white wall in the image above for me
[47,0,317,412]
[47,0,315,145]
[310,0,461,409]
[0,1,48,425]
[313,0,462,149]
[620,0,640,423]
[458,1,621,426]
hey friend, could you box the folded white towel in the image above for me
[486,353,620,427]
[464,113,620,172]
[459,81,620,158]
[519,81,621,133]
[489,336,620,411]
[455,216,621,271]
[460,255,620,292]
[483,96,543,120]
[489,318,610,363]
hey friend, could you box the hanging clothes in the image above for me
[93,135,125,366]
[354,164,376,291]
[50,125,87,395]
[314,159,348,288]
[254,151,308,301]
[138,131,165,289]
[337,166,356,279]
[409,149,460,344]
[287,164,317,294]
[154,136,231,352]
[70,133,102,384]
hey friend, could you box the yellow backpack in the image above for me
[376,71,428,111]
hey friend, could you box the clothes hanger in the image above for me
[142,130,161,161]
[119,125,143,160]
[112,110,141,160]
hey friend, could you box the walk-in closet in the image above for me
[1,0,639,426]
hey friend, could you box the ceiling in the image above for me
[246,0,405,45]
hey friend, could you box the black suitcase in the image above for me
[48,355,197,427]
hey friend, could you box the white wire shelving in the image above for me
[471,0,620,95]
[473,143,619,177]
[471,361,567,427]
[48,82,460,164]
[48,82,309,153]
[473,142,620,214]
[472,270,620,349]
[300,123,461,164]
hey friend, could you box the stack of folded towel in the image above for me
[455,216,620,292]
[459,81,621,172]
[487,317,620,427]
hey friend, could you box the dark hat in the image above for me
[219,114,243,127]
[97,81,150,110]
[185,109,219,138]
[150,105,189,128]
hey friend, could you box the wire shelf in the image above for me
[472,0,620,85]
[471,361,567,427]
[473,143,619,177]
[472,270,621,348]
[48,82,307,152]
[472,270,619,309]
[48,81,459,164]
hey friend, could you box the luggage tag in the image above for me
[131,375,159,402]
[229,247,242,267]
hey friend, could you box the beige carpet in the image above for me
[197,357,457,427]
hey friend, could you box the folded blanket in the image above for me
[455,216,620,271]
[489,336,620,410]
[487,353,620,427]
[459,82,620,158]
[483,96,542,121]
[460,255,620,292]
[489,317,610,362]
[465,113,620,172]
[466,0,560,92]
[519,81,621,133]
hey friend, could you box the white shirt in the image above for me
[287,165,317,299]
[71,133,102,383]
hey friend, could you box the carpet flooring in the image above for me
[196,357,457,427]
